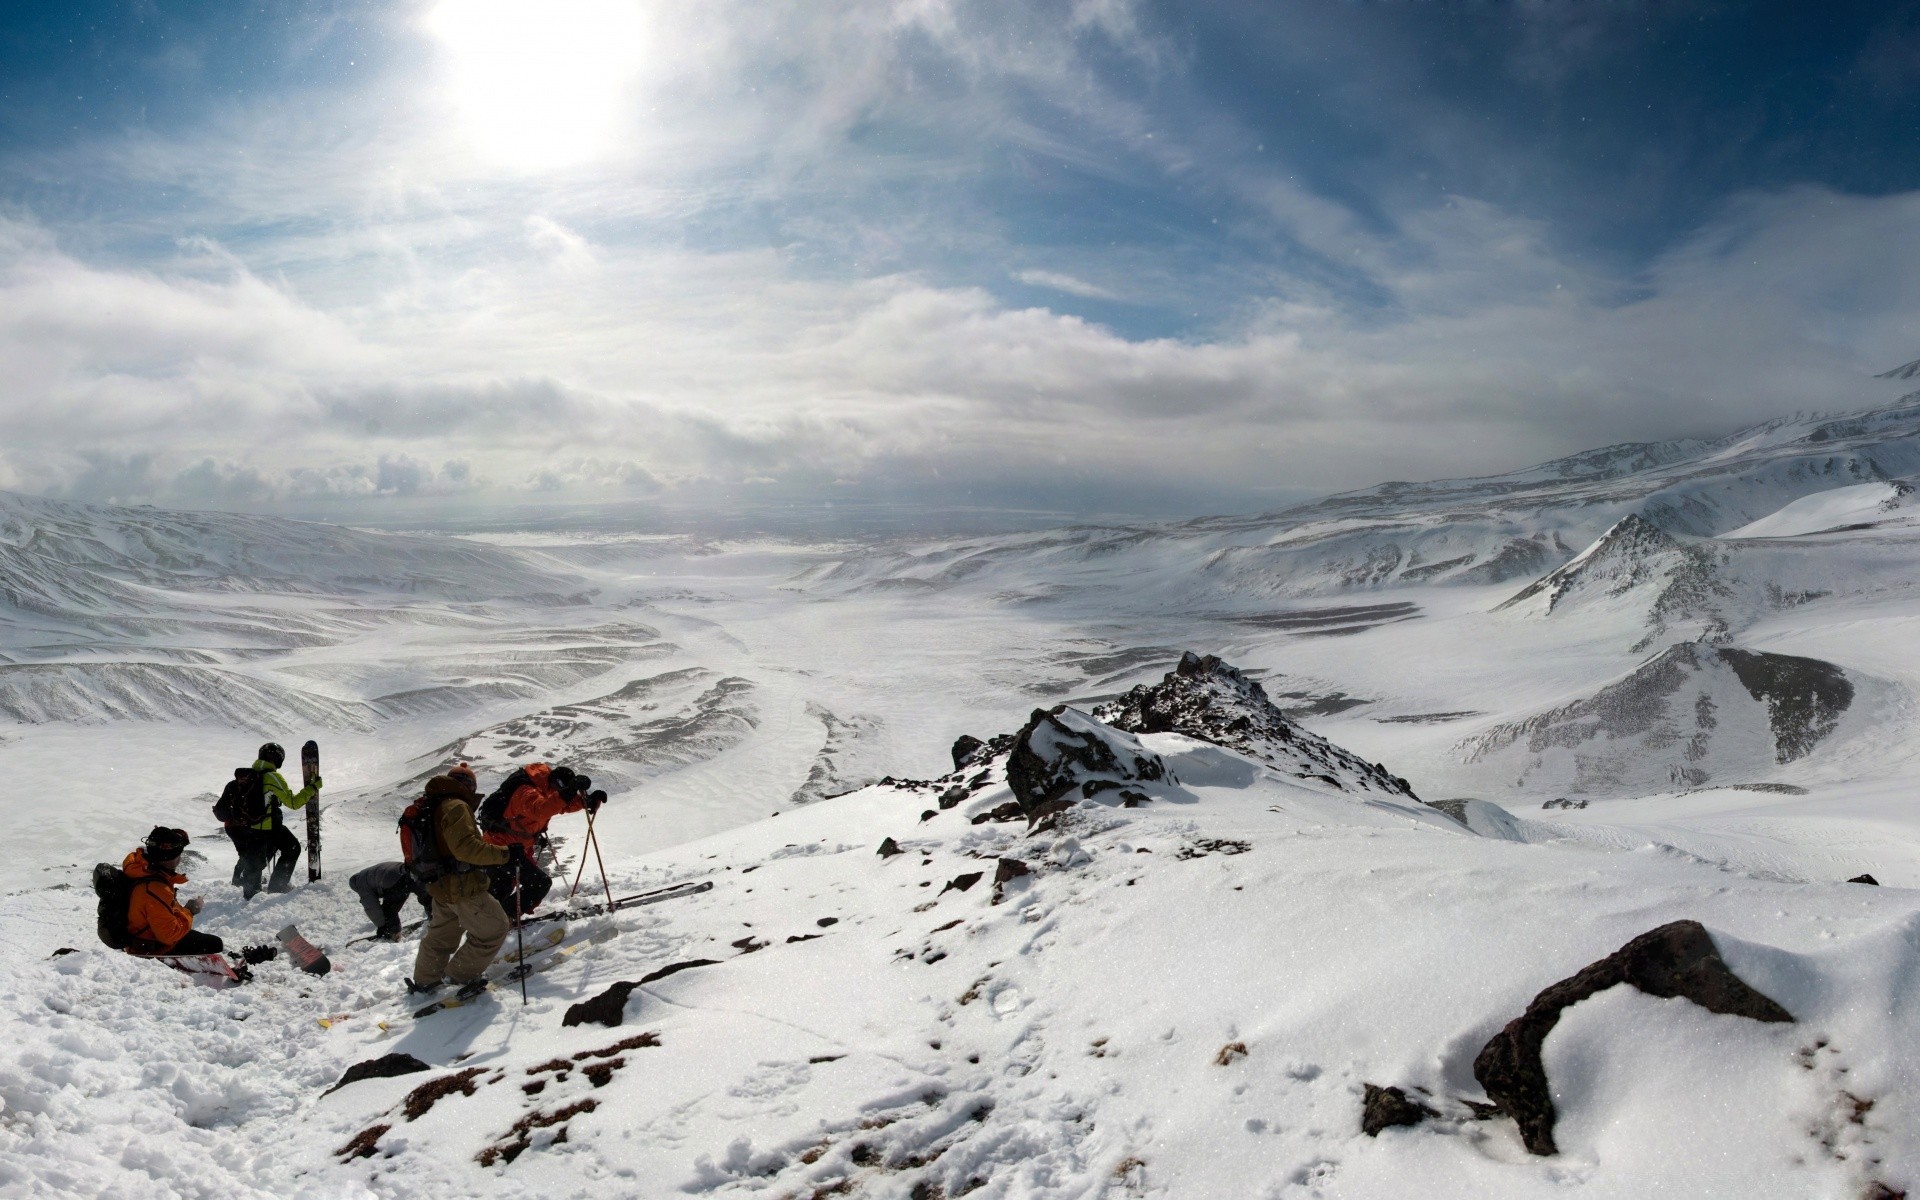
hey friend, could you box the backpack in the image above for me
[92,863,138,950]
[213,767,268,828]
[477,766,532,833]
[398,794,467,884]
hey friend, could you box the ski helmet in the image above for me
[550,766,577,791]
[258,742,286,768]
[144,826,190,861]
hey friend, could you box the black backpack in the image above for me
[92,863,140,950]
[398,793,474,883]
[213,767,268,828]
[478,767,531,832]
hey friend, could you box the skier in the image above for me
[408,770,511,994]
[348,861,432,941]
[124,827,224,956]
[228,742,322,898]
[480,763,605,917]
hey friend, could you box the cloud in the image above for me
[1015,269,1125,301]
[4,180,1918,516]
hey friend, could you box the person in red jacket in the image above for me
[125,827,224,956]
[481,763,605,917]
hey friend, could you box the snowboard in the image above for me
[156,953,244,990]
[301,739,321,882]
[277,923,332,975]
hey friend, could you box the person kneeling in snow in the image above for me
[409,772,510,994]
[125,827,224,957]
[349,861,432,941]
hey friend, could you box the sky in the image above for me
[5,0,1920,522]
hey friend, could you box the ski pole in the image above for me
[588,813,614,910]
[512,858,528,1006]
[568,811,594,902]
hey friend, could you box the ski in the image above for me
[502,925,566,963]
[277,923,332,975]
[523,880,714,928]
[301,739,321,882]
[410,926,619,1018]
[347,916,428,947]
[155,953,244,990]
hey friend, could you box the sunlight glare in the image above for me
[424,0,649,171]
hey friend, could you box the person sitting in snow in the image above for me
[125,826,224,957]
[480,763,605,917]
[229,741,321,898]
[349,861,432,941]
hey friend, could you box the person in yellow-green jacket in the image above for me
[225,741,321,898]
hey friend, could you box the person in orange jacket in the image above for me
[481,763,604,917]
[125,826,224,956]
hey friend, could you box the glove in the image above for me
[309,775,323,791]
[185,896,204,915]
[241,944,279,964]
[508,843,530,866]
[587,789,608,813]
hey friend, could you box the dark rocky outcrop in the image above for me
[1005,705,1168,816]
[564,982,643,1029]
[1849,873,1881,886]
[877,837,905,858]
[1361,1084,1437,1136]
[1094,652,1417,799]
[564,960,721,1027]
[1473,920,1793,1155]
[323,1053,431,1097]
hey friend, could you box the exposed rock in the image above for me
[1473,919,1793,1155]
[992,857,1032,905]
[1849,874,1881,886]
[323,1053,431,1097]
[951,734,985,770]
[1004,705,1169,816]
[1095,653,1417,799]
[1361,1084,1437,1136]
[564,981,642,1028]
[940,872,984,896]
[877,837,905,858]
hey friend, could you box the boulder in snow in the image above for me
[1004,705,1169,816]
[1472,919,1793,1156]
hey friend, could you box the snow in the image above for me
[8,402,1920,1195]
[1723,482,1905,539]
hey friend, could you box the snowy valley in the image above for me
[9,399,1920,1197]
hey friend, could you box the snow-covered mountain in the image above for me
[14,399,1920,1195]
[1458,641,1858,797]
[804,398,1920,603]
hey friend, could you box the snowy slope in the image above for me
[5,710,1915,1198]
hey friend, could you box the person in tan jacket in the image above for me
[409,772,511,992]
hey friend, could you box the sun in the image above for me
[424,0,650,172]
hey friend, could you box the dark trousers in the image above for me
[350,865,432,937]
[231,825,301,898]
[488,857,553,918]
[168,929,225,955]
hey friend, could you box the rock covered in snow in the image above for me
[1458,641,1855,797]
[1094,652,1418,799]
[1004,705,1169,815]
[1473,919,1793,1156]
